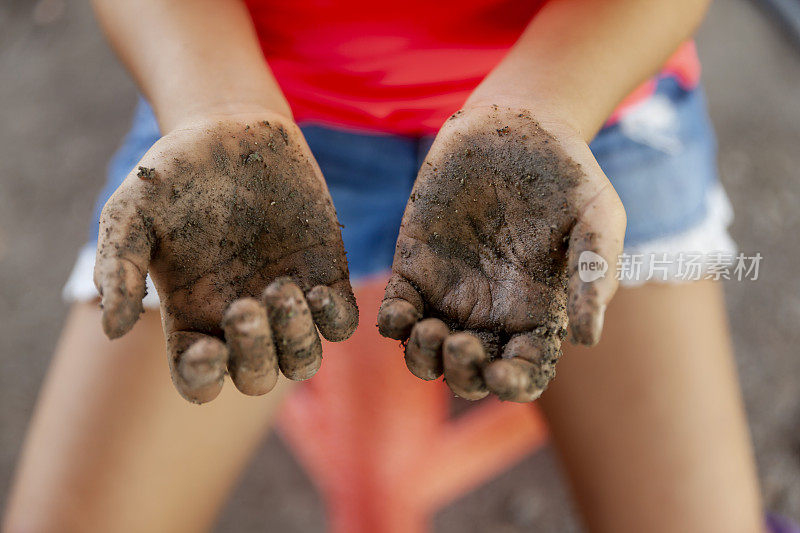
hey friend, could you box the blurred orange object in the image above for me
[278,278,548,533]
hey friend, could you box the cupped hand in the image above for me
[94,113,358,403]
[377,105,625,402]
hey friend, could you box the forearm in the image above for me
[92,0,289,133]
[468,0,712,141]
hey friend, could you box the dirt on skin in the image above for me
[380,105,593,402]
[94,117,358,403]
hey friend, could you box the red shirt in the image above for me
[244,0,700,135]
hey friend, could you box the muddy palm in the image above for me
[378,106,625,402]
[95,114,358,403]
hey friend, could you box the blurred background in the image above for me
[0,0,798,531]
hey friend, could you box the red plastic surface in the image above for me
[278,279,548,533]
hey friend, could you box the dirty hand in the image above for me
[94,114,358,403]
[377,105,625,402]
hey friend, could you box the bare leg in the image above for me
[539,281,764,533]
[3,303,291,533]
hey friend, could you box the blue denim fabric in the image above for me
[590,79,718,245]
[88,78,721,278]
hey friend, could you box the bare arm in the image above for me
[90,0,358,403]
[380,0,712,401]
[469,0,712,140]
[91,0,290,132]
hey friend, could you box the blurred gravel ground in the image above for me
[0,1,797,531]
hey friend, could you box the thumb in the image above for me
[93,190,154,339]
[566,185,626,346]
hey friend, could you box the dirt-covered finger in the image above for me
[378,299,420,341]
[443,332,490,400]
[167,331,229,404]
[94,257,148,339]
[222,298,278,396]
[484,332,561,402]
[378,275,424,340]
[262,277,323,381]
[94,194,154,339]
[306,280,359,342]
[567,186,626,346]
[405,318,449,380]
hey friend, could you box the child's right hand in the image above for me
[93,113,358,404]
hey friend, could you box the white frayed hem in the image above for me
[618,183,737,286]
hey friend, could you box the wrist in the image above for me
[155,93,293,134]
[466,61,613,143]
[462,90,588,143]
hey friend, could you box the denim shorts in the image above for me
[64,78,736,305]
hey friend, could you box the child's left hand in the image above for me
[377,104,626,402]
